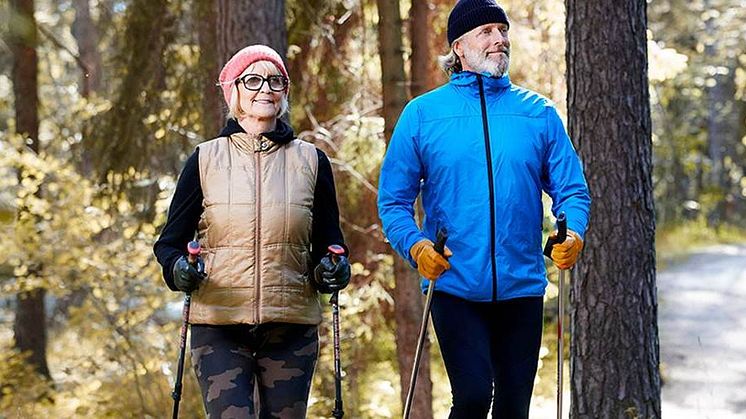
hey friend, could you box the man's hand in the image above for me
[410,239,453,280]
[172,255,206,292]
[550,230,584,270]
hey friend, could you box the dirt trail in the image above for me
[659,244,746,418]
[530,244,746,418]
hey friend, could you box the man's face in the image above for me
[454,22,511,77]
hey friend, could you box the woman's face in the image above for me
[235,61,287,120]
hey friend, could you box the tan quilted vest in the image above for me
[189,132,321,325]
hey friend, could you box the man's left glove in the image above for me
[550,229,584,270]
[313,253,351,294]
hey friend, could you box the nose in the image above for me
[492,31,507,46]
[259,79,272,93]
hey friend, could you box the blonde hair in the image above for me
[227,60,289,119]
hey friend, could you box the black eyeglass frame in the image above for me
[235,73,289,92]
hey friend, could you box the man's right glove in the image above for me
[313,254,351,294]
[172,255,206,293]
[410,239,452,281]
[550,230,584,270]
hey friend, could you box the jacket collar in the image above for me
[450,71,511,95]
[219,118,295,145]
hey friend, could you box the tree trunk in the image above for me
[377,0,409,143]
[702,0,738,226]
[392,258,432,418]
[196,1,222,138]
[216,0,287,66]
[10,0,50,379]
[409,1,441,97]
[377,0,433,417]
[71,0,103,97]
[704,0,726,193]
[566,0,661,417]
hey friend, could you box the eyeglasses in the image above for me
[235,74,288,92]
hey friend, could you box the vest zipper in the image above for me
[477,74,498,302]
[255,147,262,323]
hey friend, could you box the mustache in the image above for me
[486,47,510,57]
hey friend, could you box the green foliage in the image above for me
[0,131,204,417]
[0,348,54,415]
[657,218,746,264]
[649,0,746,228]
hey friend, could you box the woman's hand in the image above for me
[172,255,206,292]
[313,254,351,294]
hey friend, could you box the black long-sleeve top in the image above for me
[153,118,346,291]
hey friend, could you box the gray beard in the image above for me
[464,47,510,77]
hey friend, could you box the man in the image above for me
[377,0,591,417]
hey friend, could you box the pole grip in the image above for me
[187,240,201,265]
[543,212,567,259]
[328,244,345,264]
[433,227,448,255]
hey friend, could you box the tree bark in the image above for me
[196,1,222,138]
[71,0,103,97]
[566,0,661,417]
[216,0,287,66]
[10,0,50,379]
[377,0,409,141]
[409,1,441,97]
[377,0,433,417]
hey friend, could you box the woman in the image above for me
[154,44,350,418]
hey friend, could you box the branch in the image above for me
[37,24,90,76]
[328,157,378,195]
[340,216,382,238]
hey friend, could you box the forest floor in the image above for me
[530,243,746,418]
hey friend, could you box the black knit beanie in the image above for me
[447,0,510,45]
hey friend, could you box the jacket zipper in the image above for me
[255,145,262,323]
[477,74,498,302]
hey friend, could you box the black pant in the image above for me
[430,291,544,419]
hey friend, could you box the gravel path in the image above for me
[530,244,746,418]
[659,244,746,418]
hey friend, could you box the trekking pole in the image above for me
[172,239,201,419]
[543,213,567,419]
[403,227,448,419]
[327,244,347,419]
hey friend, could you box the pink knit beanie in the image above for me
[217,44,290,105]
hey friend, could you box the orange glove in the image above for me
[409,239,453,280]
[550,229,584,270]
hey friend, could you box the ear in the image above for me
[453,41,464,60]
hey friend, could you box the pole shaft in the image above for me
[403,279,435,418]
[172,293,191,419]
[331,292,344,418]
[557,270,565,419]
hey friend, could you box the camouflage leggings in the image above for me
[190,322,318,419]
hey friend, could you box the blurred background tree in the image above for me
[0,0,744,418]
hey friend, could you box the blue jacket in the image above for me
[378,72,590,302]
